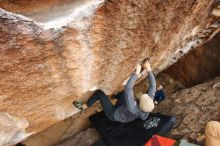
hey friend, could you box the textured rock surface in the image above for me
[0,112,31,146]
[57,128,100,146]
[0,0,220,145]
[164,32,220,87]
[22,105,98,146]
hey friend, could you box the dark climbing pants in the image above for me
[87,90,125,121]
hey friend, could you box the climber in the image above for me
[205,105,220,146]
[73,59,156,123]
[153,83,166,104]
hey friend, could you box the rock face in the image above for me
[164,32,220,87]
[0,0,219,145]
[22,105,98,146]
[57,128,100,146]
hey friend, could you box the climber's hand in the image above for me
[135,63,142,75]
[142,60,151,71]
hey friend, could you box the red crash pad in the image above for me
[145,135,176,146]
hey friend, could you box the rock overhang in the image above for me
[0,0,220,145]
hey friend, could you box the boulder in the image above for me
[0,0,219,145]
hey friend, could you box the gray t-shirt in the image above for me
[114,71,156,123]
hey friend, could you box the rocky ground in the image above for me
[57,76,220,146]
[57,128,100,146]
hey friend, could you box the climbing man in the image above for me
[153,83,166,104]
[73,59,156,123]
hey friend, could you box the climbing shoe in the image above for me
[73,101,83,110]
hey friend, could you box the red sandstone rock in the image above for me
[164,33,220,87]
[0,0,219,145]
